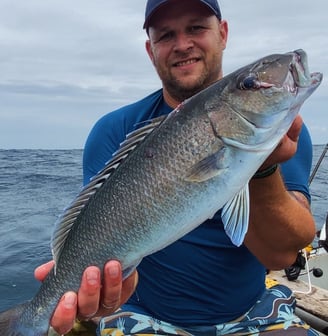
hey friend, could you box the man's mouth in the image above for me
[173,58,200,67]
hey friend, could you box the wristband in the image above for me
[253,164,278,179]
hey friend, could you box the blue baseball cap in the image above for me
[143,0,222,30]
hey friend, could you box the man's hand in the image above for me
[35,260,138,335]
[259,115,303,170]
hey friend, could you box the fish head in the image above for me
[210,49,323,150]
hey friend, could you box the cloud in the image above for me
[0,0,327,148]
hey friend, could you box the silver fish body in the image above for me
[0,49,322,335]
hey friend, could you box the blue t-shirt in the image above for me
[83,89,312,326]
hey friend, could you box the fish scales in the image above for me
[84,105,224,263]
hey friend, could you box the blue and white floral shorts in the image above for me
[97,285,318,335]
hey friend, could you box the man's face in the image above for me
[146,0,228,105]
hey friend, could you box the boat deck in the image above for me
[267,270,328,334]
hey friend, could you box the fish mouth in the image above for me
[291,50,311,87]
[288,49,323,93]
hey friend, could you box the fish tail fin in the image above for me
[0,303,26,336]
[0,302,45,336]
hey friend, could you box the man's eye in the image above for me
[158,32,173,42]
[190,26,204,33]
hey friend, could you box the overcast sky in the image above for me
[0,0,327,149]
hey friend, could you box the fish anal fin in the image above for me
[222,184,250,246]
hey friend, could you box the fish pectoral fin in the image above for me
[221,184,250,246]
[184,149,228,182]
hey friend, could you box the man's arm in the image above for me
[245,171,315,269]
[245,116,316,269]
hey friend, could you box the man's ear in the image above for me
[219,20,228,50]
[145,39,155,65]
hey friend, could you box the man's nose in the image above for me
[173,33,194,52]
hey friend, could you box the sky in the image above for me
[0,0,327,149]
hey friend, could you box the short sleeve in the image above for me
[280,124,313,202]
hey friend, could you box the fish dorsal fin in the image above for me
[51,115,167,270]
[113,116,166,158]
[221,184,250,246]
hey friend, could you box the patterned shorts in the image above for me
[97,285,319,336]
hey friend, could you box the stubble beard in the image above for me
[159,62,221,103]
[165,73,209,102]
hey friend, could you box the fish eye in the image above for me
[239,74,260,90]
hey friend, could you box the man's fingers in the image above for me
[101,261,138,314]
[34,260,55,282]
[287,115,303,142]
[77,261,138,319]
[51,291,77,335]
[100,260,123,314]
[50,266,102,333]
[260,116,303,170]
[38,259,137,334]
[77,266,101,319]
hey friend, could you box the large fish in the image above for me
[0,50,322,335]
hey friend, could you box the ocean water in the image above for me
[0,146,327,311]
[0,149,83,310]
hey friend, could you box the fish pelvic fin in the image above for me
[222,184,250,246]
[0,302,47,336]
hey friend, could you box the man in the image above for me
[36,0,317,334]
